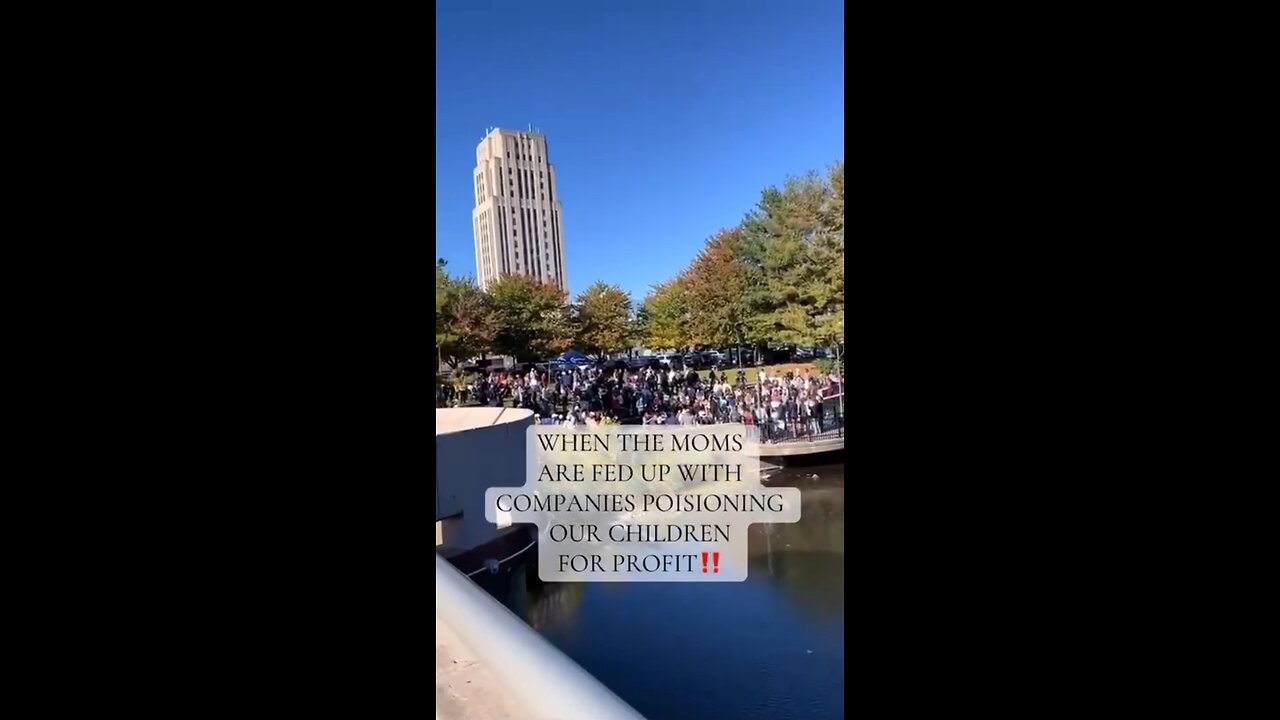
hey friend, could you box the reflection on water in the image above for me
[473,464,845,720]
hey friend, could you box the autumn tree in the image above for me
[435,258,450,326]
[627,306,649,350]
[485,275,572,362]
[684,228,753,351]
[638,277,690,351]
[436,259,495,368]
[573,282,632,359]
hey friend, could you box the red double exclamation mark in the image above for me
[701,551,720,573]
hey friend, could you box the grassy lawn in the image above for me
[694,362,819,382]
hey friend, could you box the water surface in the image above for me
[475,462,845,720]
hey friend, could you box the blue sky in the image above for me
[435,0,844,301]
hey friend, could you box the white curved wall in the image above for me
[436,408,535,553]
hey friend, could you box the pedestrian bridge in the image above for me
[748,431,845,458]
[741,413,845,458]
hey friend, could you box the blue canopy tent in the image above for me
[552,349,592,365]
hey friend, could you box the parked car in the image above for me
[652,353,681,367]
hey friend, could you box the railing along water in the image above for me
[435,554,648,720]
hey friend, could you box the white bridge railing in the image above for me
[435,554,647,720]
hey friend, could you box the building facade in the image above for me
[471,128,567,294]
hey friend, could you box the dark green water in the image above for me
[473,463,845,720]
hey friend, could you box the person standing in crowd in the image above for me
[441,359,840,441]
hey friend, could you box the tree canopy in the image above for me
[683,228,752,349]
[573,282,632,359]
[735,164,845,348]
[434,159,843,367]
[637,161,845,351]
[484,274,572,362]
[637,277,690,350]
[436,260,494,368]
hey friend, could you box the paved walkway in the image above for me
[436,615,522,720]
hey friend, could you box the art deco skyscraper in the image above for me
[471,127,567,293]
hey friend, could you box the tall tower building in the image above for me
[472,127,567,294]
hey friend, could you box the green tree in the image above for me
[812,161,845,349]
[825,160,844,239]
[573,282,632,359]
[739,169,844,349]
[486,275,572,361]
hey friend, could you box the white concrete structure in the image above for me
[435,407,534,554]
[436,613,521,719]
[471,128,567,293]
[435,407,648,719]
[435,555,647,720]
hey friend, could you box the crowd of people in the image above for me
[436,363,844,442]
